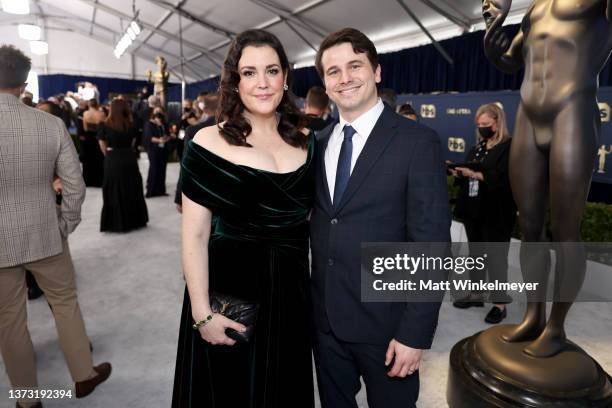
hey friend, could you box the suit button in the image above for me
[328,258,334,266]
[330,218,338,225]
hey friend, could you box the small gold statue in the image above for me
[597,144,612,173]
[145,56,170,109]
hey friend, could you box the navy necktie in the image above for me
[333,125,356,208]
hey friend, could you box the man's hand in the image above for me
[52,177,63,194]
[385,339,423,378]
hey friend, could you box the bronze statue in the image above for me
[446,3,612,405]
[482,0,612,358]
[145,56,170,109]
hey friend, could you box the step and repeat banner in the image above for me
[398,89,612,184]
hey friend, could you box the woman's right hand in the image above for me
[198,314,247,346]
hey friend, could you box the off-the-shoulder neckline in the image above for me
[187,138,313,175]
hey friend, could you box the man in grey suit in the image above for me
[0,45,110,408]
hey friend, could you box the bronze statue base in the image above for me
[447,326,612,407]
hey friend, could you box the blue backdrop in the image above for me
[38,74,161,102]
[398,88,612,185]
[167,77,219,101]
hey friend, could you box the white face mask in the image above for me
[198,102,205,111]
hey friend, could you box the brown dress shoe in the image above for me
[75,362,112,398]
[16,403,42,408]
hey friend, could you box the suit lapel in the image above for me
[316,126,334,216]
[334,107,399,213]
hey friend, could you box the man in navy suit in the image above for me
[310,28,451,408]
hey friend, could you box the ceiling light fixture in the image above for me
[18,23,41,40]
[114,19,141,59]
[30,40,48,55]
[1,0,29,15]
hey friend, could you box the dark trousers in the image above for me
[146,146,168,197]
[313,329,419,408]
[463,219,512,304]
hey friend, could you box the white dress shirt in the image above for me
[325,98,385,202]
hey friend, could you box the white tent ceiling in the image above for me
[0,0,534,83]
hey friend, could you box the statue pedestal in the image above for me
[447,325,612,407]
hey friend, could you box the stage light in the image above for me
[18,24,40,41]
[30,40,48,55]
[130,21,141,35]
[113,19,141,58]
[1,0,29,15]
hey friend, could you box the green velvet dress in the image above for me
[172,138,315,408]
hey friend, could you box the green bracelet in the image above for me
[192,314,213,330]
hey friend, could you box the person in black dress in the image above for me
[172,29,314,408]
[81,99,106,187]
[449,103,517,324]
[97,99,148,232]
[144,112,170,197]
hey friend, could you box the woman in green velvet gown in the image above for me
[172,29,315,407]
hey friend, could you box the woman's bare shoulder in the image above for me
[193,123,227,154]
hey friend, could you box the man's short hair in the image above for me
[398,103,418,119]
[315,28,378,78]
[378,88,397,109]
[203,92,219,113]
[305,86,329,110]
[0,45,31,88]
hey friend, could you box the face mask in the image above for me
[478,126,495,139]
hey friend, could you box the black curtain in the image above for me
[291,24,612,97]
[50,24,611,102]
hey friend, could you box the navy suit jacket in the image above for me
[310,106,451,349]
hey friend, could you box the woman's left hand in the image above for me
[455,167,473,178]
[456,167,484,181]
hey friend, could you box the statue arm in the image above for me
[501,30,524,72]
[484,20,524,74]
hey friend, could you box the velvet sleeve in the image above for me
[180,140,242,213]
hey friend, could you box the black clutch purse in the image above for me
[210,293,259,343]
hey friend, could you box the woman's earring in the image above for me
[233,87,239,93]
[283,83,289,91]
